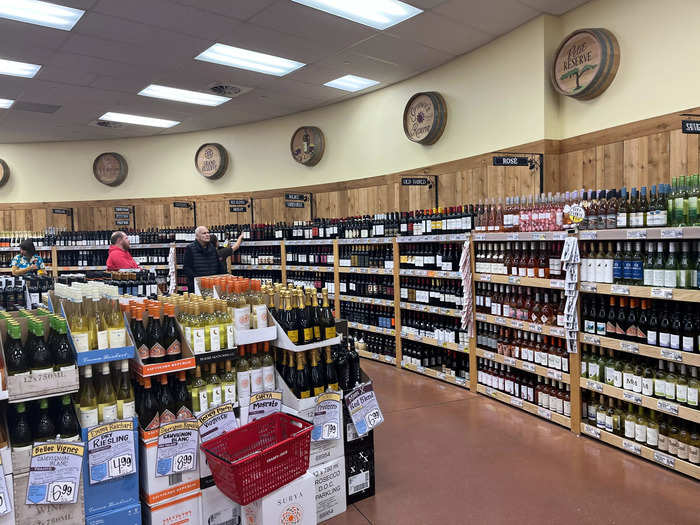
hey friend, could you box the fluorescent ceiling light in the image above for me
[99,112,180,128]
[138,84,230,107]
[0,0,85,31]
[324,75,379,92]
[195,43,305,76]
[292,0,422,30]
[0,99,14,109]
[0,58,41,78]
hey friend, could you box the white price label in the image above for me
[657,399,679,416]
[108,454,134,478]
[580,231,597,240]
[173,452,196,473]
[620,342,639,354]
[485,387,496,397]
[583,334,600,345]
[504,357,516,366]
[660,349,683,362]
[476,313,487,321]
[437,372,446,380]
[580,282,597,292]
[626,229,647,239]
[550,279,565,289]
[654,451,676,468]
[511,320,523,329]
[508,276,521,285]
[537,407,552,420]
[549,328,565,337]
[383,355,393,363]
[547,369,563,380]
[27,442,84,505]
[416,365,425,373]
[88,420,136,485]
[586,380,604,393]
[455,377,467,386]
[480,274,491,282]
[0,458,9,515]
[650,287,673,299]
[623,391,642,405]
[622,439,642,455]
[611,285,630,295]
[583,424,601,439]
[372,353,379,360]
[661,228,683,239]
[496,317,507,326]
[508,233,519,241]
[483,351,495,360]
[475,234,486,241]
[156,421,199,477]
[510,396,523,408]
[46,482,75,504]
[521,362,536,372]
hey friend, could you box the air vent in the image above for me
[11,101,61,114]
[89,120,125,129]
[207,82,252,98]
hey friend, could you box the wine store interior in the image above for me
[1,0,700,524]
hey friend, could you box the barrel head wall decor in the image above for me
[551,28,620,100]
[403,92,447,145]
[291,126,325,166]
[195,143,228,179]
[93,152,128,186]
[0,159,9,187]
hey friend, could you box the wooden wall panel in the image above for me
[195,200,251,228]
[254,196,310,224]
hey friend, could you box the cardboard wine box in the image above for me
[13,472,85,525]
[241,472,316,525]
[201,476,241,525]
[309,457,347,523]
[142,491,201,525]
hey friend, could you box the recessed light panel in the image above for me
[138,84,230,106]
[195,43,305,76]
[0,99,14,109]
[324,75,379,92]
[99,112,180,128]
[292,0,422,30]
[0,58,41,78]
[0,0,85,31]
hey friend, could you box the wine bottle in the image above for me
[97,362,118,423]
[141,377,160,431]
[34,398,56,441]
[4,321,28,375]
[174,371,193,419]
[261,342,275,392]
[79,364,99,428]
[237,346,251,406]
[116,359,135,419]
[57,394,80,440]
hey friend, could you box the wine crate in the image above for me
[200,476,240,525]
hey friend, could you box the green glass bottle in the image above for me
[34,398,56,441]
[11,402,33,449]
[675,175,688,226]
[5,321,29,375]
[57,394,80,440]
[679,241,691,289]
[689,174,699,226]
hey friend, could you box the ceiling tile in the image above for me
[90,75,153,94]
[348,34,454,72]
[0,19,72,50]
[519,0,589,15]
[434,0,540,35]
[408,0,450,8]
[50,51,161,79]
[0,76,32,99]
[52,0,98,9]
[74,13,155,45]
[297,51,416,84]
[169,0,278,21]
[34,65,98,87]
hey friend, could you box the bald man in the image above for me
[183,226,225,292]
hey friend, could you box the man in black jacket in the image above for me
[183,226,242,292]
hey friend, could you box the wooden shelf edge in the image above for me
[358,349,396,366]
[476,384,571,429]
[475,348,570,383]
[401,332,469,353]
[474,273,563,289]
[580,332,700,366]
[475,313,567,338]
[401,362,470,389]
[579,282,700,301]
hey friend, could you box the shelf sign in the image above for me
[682,120,700,134]
[285,201,305,208]
[230,206,247,213]
[114,213,130,219]
[401,177,430,186]
[87,420,136,485]
[285,193,306,201]
[156,420,199,477]
[115,220,130,226]
[27,442,85,504]
[52,208,71,215]
[114,206,130,213]
[228,199,247,205]
[173,201,191,208]
[492,156,528,167]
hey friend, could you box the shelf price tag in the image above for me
[532,233,547,241]
[653,451,676,468]
[383,355,393,363]
[583,334,600,345]
[475,313,487,321]
[0,456,10,515]
[550,279,565,289]
[650,287,673,299]
[372,353,379,360]
[480,274,491,282]
[611,285,630,295]
[312,392,342,442]
[503,357,516,366]
[482,351,495,360]
[620,342,639,354]
[87,420,136,485]
[579,231,597,240]
[583,424,601,439]
[622,439,642,455]
[512,320,524,329]
[552,232,568,241]
[436,372,446,380]
[26,442,84,504]
[626,229,647,239]
[528,323,543,333]
[474,234,486,241]
[661,228,683,239]
[495,317,507,326]
[485,387,497,397]
[510,396,523,408]
[586,380,604,393]
[416,365,425,373]
[508,276,520,285]
[580,282,597,292]
[547,370,563,381]
[198,403,238,444]
[550,327,566,337]
[521,362,536,372]
[507,233,519,241]
[345,381,384,436]
[623,391,642,405]
[455,377,467,386]
[248,391,282,423]
[156,420,199,477]
[537,407,552,420]
[657,399,679,416]
[660,349,683,362]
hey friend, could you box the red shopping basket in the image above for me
[200,412,313,506]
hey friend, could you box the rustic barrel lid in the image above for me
[403,92,447,145]
[0,159,9,187]
[195,143,228,179]
[93,152,128,186]
[290,126,325,166]
[551,28,620,100]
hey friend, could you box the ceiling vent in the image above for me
[89,120,125,129]
[207,82,252,97]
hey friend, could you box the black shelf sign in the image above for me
[285,201,305,208]
[682,120,700,134]
[285,193,306,201]
[173,201,191,208]
[229,199,248,206]
[114,206,130,213]
[401,177,430,186]
[115,219,130,226]
[493,156,529,167]
[52,208,71,215]
[114,213,130,219]
[229,206,247,213]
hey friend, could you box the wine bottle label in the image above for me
[80,407,98,428]
[138,344,150,361]
[184,326,192,346]
[654,378,666,396]
[108,328,126,348]
[658,434,669,451]
[688,387,699,407]
[682,336,694,352]
[659,332,670,347]
[624,420,635,438]
[325,326,336,340]
[198,390,209,413]
[303,327,313,342]
[73,332,90,352]
[160,409,177,424]
[689,445,700,464]
[99,402,118,423]
[224,385,236,403]
[193,329,205,353]
[254,304,268,328]
[167,340,181,357]
[288,329,299,344]
[669,438,679,456]
[211,386,222,406]
[641,378,653,396]
[150,342,166,359]
[237,371,251,405]
[250,368,263,394]
[210,326,221,352]
[647,330,658,346]
[670,334,680,350]
[677,384,688,404]
[263,366,275,391]
[234,306,251,330]
[118,399,136,419]
[226,325,235,349]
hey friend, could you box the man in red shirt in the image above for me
[106,231,140,270]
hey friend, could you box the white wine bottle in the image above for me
[79,365,99,428]
[97,362,117,423]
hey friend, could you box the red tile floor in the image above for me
[327,359,699,525]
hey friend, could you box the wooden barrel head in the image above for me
[93,152,128,186]
[195,143,228,179]
[290,126,325,166]
[0,159,9,187]
[403,92,447,145]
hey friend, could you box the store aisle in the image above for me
[327,360,699,525]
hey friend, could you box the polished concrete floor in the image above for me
[327,359,700,525]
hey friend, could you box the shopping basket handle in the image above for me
[290,420,308,437]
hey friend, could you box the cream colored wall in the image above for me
[554,0,700,139]
[0,16,548,204]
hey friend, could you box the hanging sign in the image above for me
[492,156,529,167]
[247,391,282,423]
[345,382,384,436]
[285,193,306,201]
[0,456,10,515]
[401,177,430,186]
[173,202,191,208]
[285,201,305,209]
[198,403,239,443]
[87,420,136,485]
[26,442,85,504]
[567,204,585,223]
[682,120,700,134]
[93,152,128,187]
[114,206,130,212]
[114,213,130,219]
[195,143,228,179]
[229,199,248,206]
[312,392,342,442]
[229,206,247,213]
[115,220,130,226]
[155,420,199,477]
[52,208,72,215]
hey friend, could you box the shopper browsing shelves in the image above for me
[10,239,46,276]
[184,226,243,291]
[106,230,141,270]
[211,232,244,274]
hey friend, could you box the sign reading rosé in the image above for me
[195,143,228,179]
[403,92,447,145]
[93,152,128,186]
[290,126,325,166]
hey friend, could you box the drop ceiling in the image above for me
[0,0,588,143]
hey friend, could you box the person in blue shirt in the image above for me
[10,239,46,276]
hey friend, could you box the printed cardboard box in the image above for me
[309,457,347,523]
[86,502,141,525]
[201,476,241,525]
[142,491,201,525]
[0,473,14,525]
[13,471,85,525]
[139,436,200,507]
[241,472,316,525]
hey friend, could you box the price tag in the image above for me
[650,287,673,299]
[549,327,565,337]
[611,285,630,295]
[579,231,597,240]
[0,456,10,515]
[455,377,467,386]
[510,396,523,408]
[657,399,679,416]
[483,351,495,360]
[583,334,600,345]
[553,232,567,241]
[475,234,486,241]
[626,229,647,239]
[437,372,446,380]
[485,387,496,397]
[580,282,597,292]
[661,228,683,239]
[583,424,601,439]
[654,451,676,468]
[345,381,384,436]
[620,342,639,354]
[586,380,604,393]
[537,407,552,420]
[480,274,492,282]
[384,355,393,363]
[26,442,85,504]
[508,276,520,285]
[416,365,425,373]
[372,353,379,360]
[550,279,565,289]
[504,357,516,366]
[198,403,238,444]
[248,391,282,423]
[496,317,507,326]
[547,369,563,381]
[532,233,547,241]
[87,420,136,485]
[521,362,536,372]
[528,323,543,333]
[475,313,487,321]
[507,233,519,241]
[312,392,342,442]
[660,349,683,362]
[512,320,523,329]
[156,420,199,477]
[623,391,642,405]
[622,439,642,455]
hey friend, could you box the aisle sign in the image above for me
[285,193,306,201]
[0,456,10,515]
[248,391,282,423]
[156,421,199,477]
[682,120,700,134]
[27,442,85,504]
[198,403,238,443]
[285,201,305,208]
[492,156,528,167]
[311,392,342,442]
[401,177,430,186]
[345,382,384,436]
[87,420,135,485]
[229,199,248,205]
[114,206,130,212]
[230,206,247,213]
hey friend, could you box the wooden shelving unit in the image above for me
[400,302,461,317]
[476,384,571,428]
[474,313,566,337]
[401,362,469,389]
[340,295,394,307]
[475,348,570,383]
[580,332,700,366]
[357,349,396,365]
[401,332,469,353]
[579,282,700,302]
[474,273,565,290]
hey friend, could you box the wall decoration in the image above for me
[93,152,128,186]
[0,159,9,187]
[195,143,228,179]
[551,28,620,100]
[403,92,447,145]
[291,126,325,166]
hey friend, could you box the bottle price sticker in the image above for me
[622,391,642,405]
[622,439,642,455]
[87,420,136,485]
[653,451,676,468]
[26,442,85,504]
[155,420,199,477]
[312,392,342,442]
[345,382,384,436]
